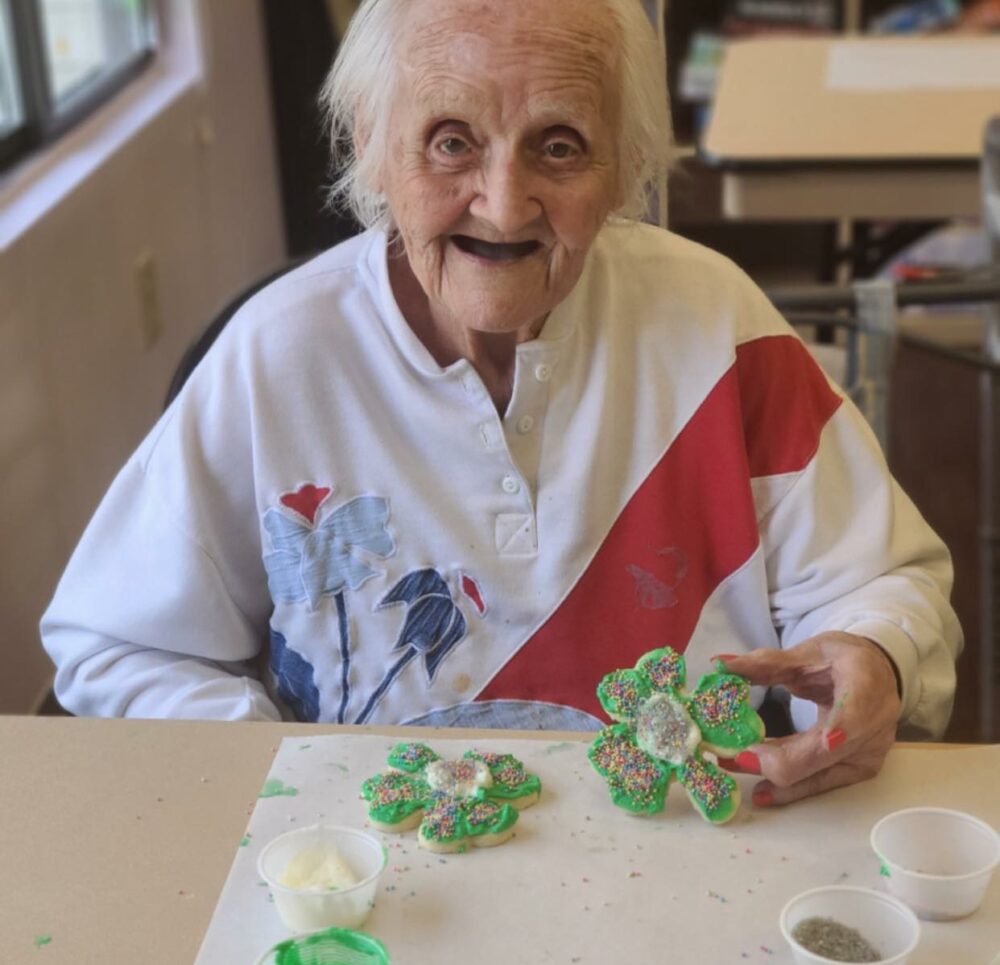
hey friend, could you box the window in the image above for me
[0,0,155,172]
[0,2,23,137]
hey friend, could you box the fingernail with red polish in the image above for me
[825,728,847,752]
[711,653,739,663]
[752,788,773,807]
[716,757,737,770]
[734,751,761,774]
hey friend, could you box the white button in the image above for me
[501,475,520,494]
[534,363,552,382]
[517,415,535,434]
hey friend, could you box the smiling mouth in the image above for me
[451,235,542,263]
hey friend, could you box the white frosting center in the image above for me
[635,693,701,765]
[425,759,492,797]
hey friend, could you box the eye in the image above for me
[429,122,474,163]
[541,128,585,164]
[545,140,576,160]
[437,135,470,157]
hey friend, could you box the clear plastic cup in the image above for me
[780,885,920,965]
[870,807,1000,921]
[258,825,387,932]
[254,926,390,965]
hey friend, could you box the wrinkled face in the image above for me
[379,0,621,337]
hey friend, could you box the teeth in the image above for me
[453,236,539,261]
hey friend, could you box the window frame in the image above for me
[0,0,156,174]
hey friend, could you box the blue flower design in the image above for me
[269,628,320,722]
[355,568,470,724]
[381,569,468,679]
[263,495,394,611]
[263,490,395,723]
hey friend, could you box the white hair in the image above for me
[320,0,672,231]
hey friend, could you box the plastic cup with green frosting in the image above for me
[258,825,388,932]
[254,926,390,965]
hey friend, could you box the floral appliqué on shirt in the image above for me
[263,484,395,722]
[354,568,487,724]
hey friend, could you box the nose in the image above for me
[470,153,542,236]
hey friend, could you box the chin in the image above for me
[450,297,549,336]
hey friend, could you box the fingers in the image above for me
[711,645,818,687]
[735,727,832,788]
[713,633,902,713]
[711,646,835,703]
[751,711,894,805]
[712,633,902,807]
[750,759,876,807]
[720,715,896,806]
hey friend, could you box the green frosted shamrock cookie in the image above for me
[362,742,541,852]
[588,647,764,824]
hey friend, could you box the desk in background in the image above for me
[702,35,1000,221]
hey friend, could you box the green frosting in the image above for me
[688,672,765,753]
[361,771,431,825]
[272,926,389,965]
[417,791,519,845]
[588,724,671,816]
[362,744,537,852]
[386,741,440,773]
[259,778,298,799]
[589,645,761,824]
[596,668,652,721]
[676,752,739,824]
[463,750,542,801]
[636,646,686,691]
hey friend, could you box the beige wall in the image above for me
[0,0,286,712]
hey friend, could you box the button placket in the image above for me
[501,349,557,515]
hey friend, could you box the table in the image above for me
[702,35,1000,220]
[1,717,997,964]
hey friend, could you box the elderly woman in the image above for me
[41,0,961,809]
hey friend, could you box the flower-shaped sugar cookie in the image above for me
[589,647,764,825]
[361,743,541,853]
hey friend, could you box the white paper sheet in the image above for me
[195,737,1000,964]
[826,41,1000,91]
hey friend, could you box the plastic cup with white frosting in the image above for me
[870,807,999,921]
[258,825,387,932]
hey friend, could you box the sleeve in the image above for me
[40,318,283,721]
[763,399,963,739]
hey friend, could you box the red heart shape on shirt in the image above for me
[280,484,331,525]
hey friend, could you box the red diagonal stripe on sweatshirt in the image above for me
[478,335,841,719]
[739,335,842,477]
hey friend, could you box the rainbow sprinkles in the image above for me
[589,646,765,824]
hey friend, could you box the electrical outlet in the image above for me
[134,249,163,350]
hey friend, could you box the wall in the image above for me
[0,0,286,712]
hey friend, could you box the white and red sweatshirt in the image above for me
[41,223,962,736]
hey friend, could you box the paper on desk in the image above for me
[827,41,1000,91]
[195,737,1000,965]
